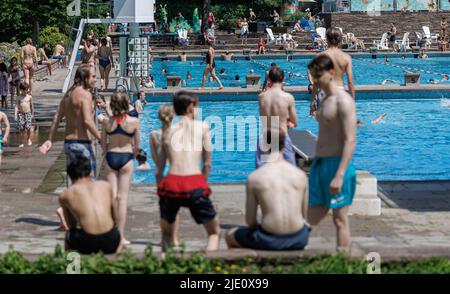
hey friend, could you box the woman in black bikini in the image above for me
[97,38,114,91]
[101,91,141,245]
[200,44,223,89]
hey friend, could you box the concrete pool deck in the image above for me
[1,143,450,260]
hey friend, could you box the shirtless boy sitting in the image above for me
[59,151,122,254]
[226,129,310,250]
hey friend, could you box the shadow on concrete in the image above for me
[220,224,245,230]
[42,89,63,94]
[15,217,60,227]
[379,181,450,212]
[129,240,160,246]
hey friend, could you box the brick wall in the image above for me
[326,11,450,38]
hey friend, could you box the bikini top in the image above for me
[107,114,135,138]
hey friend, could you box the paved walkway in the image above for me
[1,145,450,260]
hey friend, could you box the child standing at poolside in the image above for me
[14,81,34,147]
[0,110,10,165]
[0,63,9,109]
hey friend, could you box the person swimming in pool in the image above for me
[307,55,357,252]
[136,149,151,171]
[381,79,398,85]
[371,113,387,124]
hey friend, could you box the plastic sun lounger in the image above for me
[266,28,282,46]
[422,26,439,42]
[288,129,317,162]
[395,32,410,51]
[373,32,389,50]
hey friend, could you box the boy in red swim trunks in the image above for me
[156,91,220,252]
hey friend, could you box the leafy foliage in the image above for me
[39,27,68,54]
[0,42,21,64]
[0,246,449,274]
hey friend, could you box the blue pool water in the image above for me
[149,56,450,88]
[133,98,450,184]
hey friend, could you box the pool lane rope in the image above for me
[362,59,449,77]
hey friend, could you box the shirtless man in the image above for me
[307,55,357,251]
[38,44,52,76]
[226,129,310,250]
[52,41,67,67]
[134,90,146,114]
[179,52,187,62]
[82,39,98,69]
[156,91,220,252]
[256,66,298,167]
[222,51,234,61]
[40,64,101,185]
[0,111,10,166]
[310,27,355,116]
[60,153,122,254]
[20,38,38,94]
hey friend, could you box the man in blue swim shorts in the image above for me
[307,55,357,251]
[226,130,310,251]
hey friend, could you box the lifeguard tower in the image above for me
[63,0,155,95]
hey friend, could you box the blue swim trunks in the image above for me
[0,134,3,152]
[234,225,310,251]
[256,133,296,168]
[64,140,97,186]
[309,156,356,209]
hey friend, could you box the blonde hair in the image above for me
[158,105,174,126]
[110,91,130,117]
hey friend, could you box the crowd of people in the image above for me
[14,25,360,255]
[1,8,448,256]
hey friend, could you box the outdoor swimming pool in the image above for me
[133,98,450,184]
[149,55,450,88]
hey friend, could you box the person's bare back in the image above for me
[247,159,308,234]
[316,88,356,157]
[60,180,115,234]
[63,86,94,141]
[163,117,211,176]
[319,48,353,90]
[259,87,297,134]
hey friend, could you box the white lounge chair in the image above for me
[395,32,410,52]
[422,26,439,48]
[177,29,189,46]
[423,26,439,42]
[373,32,389,50]
[316,27,326,40]
[266,28,282,46]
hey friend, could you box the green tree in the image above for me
[0,0,72,44]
